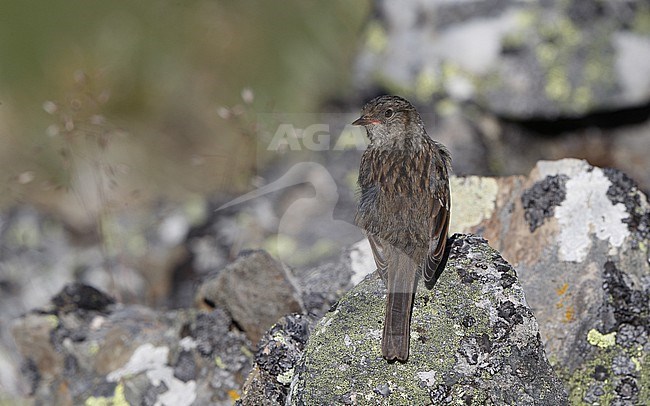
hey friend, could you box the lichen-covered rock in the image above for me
[355,0,650,119]
[11,283,253,406]
[450,158,650,404]
[238,314,313,406]
[287,234,567,405]
[0,201,206,398]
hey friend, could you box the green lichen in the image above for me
[88,341,100,356]
[587,329,616,349]
[514,9,536,29]
[557,329,649,404]
[365,21,388,54]
[435,98,459,116]
[552,17,582,47]
[295,266,464,404]
[516,7,616,115]
[448,176,498,235]
[271,330,289,345]
[544,62,571,103]
[113,384,128,406]
[292,238,559,404]
[214,356,226,369]
[45,314,60,329]
[563,350,617,405]
[639,350,650,405]
[414,67,440,102]
[183,194,208,226]
[632,5,650,35]
[536,42,560,66]
[240,345,254,359]
[264,234,296,261]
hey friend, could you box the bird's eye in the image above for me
[384,109,394,118]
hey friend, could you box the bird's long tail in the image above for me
[382,248,418,362]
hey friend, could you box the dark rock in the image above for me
[521,174,568,232]
[51,282,115,313]
[173,351,196,383]
[196,250,304,345]
[11,283,253,406]
[287,234,567,405]
[238,314,314,406]
[604,167,650,247]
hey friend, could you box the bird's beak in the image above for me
[352,116,380,126]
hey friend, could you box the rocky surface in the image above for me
[284,234,567,405]
[0,189,362,403]
[450,158,650,404]
[196,250,304,344]
[4,1,650,404]
[237,314,313,406]
[356,0,650,119]
[5,158,649,405]
[11,283,252,406]
[350,0,650,193]
[236,158,650,405]
[0,200,208,399]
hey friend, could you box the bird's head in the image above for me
[352,95,425,146]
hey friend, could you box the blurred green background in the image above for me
[0,0,369,222]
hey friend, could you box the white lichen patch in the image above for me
[107,343,197,406]
[107,343,169,381]
[147,367,197,406]
[537,159,629,262]
[416,370,437,387]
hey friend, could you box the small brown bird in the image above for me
[353,95,451,362]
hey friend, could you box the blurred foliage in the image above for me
[0,0,370,220]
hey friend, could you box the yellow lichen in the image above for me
[448,176,498,234]
[84,383,127,406]
[545,66,571,102]
[514,10,536,29]
[415,67,439,102]
[573,86,592,112]
[365,21,388,54]
[586,329,616,348]
[214,356,226,369]
[45,314,60,329]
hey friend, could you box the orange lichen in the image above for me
[564,305,575,323]
[228,390,241,401]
